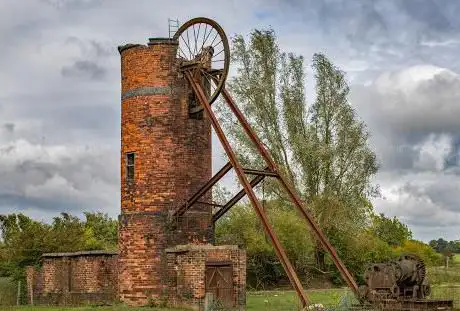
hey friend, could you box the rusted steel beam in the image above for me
[196,201,225,208]
[185,71,310,308]
[172,161,232,218]
[212,173,265,222]
[278,176,359,295]
[221,87,360,297]
[243,168,278,177]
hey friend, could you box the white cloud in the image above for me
[24,174,79,199]
[374,170,460,240]
[374,65,452,94]
[0,139,118,216]
[0,139,71,167]
[421,39,459,48]
[413,133,453,171]
[352,64,460,145]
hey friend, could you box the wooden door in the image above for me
[205,263,234,308]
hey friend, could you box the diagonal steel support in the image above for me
[185,71,310,307]
[196,201,225,208]
[242,168,279,177]
[212,172,266,222]
[171,162,232,219]
[221,87,360,297]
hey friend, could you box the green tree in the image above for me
[216,204,278,289]
[0,212,119,285]
[326,230,395,284]
[429,238,449,253]
[0,214,52,280]
[429,238,460,254]
[448,240,460,253]
[395,240,442,266]
[429,239,438,251]
[370,213,412,247]
[216,200,314,289]
[83,212,118,251]
[0,241,10,277]
[215,200,398,288]
[436,238,449,252]
[48,213,86,252]
[219,28,379,272]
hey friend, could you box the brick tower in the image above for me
[117,38,213,306]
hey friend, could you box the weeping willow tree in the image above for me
[217,29,380,271]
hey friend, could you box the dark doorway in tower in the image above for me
[205,262,234,308]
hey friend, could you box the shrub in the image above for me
[394,240,443,266]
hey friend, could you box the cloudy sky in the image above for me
[1,0,460,242]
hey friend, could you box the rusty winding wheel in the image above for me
[173,17,230,113]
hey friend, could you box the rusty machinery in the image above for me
[360,254,431,301]
[358,254,453,310]
[168,17,454,310]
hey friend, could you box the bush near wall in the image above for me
[0,277,16,306]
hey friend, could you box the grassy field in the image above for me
[425,255,460,309]
[1,283,459,310]
[0,288,353,311]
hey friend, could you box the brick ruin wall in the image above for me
[166,245,246,311]
[26,251,118,306]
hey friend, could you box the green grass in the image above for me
[246,288,353,310]
[426,255,460,309]
[430,284,460,309]
[428,266,460,284]
[0,288,352,311]
[1,286,458,311]
[428,255,460,285]
[0,307,181,311]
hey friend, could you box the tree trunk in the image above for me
[315,241,326,272]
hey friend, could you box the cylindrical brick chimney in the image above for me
[118,38,212,306]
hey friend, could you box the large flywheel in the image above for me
[173,17,230,113]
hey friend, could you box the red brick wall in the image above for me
[118,38,213,306]
[42,257,66,293]
[70,255,118,293]
[166,245,246,310]
[119,39,212,213]
[26,252,118,306]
